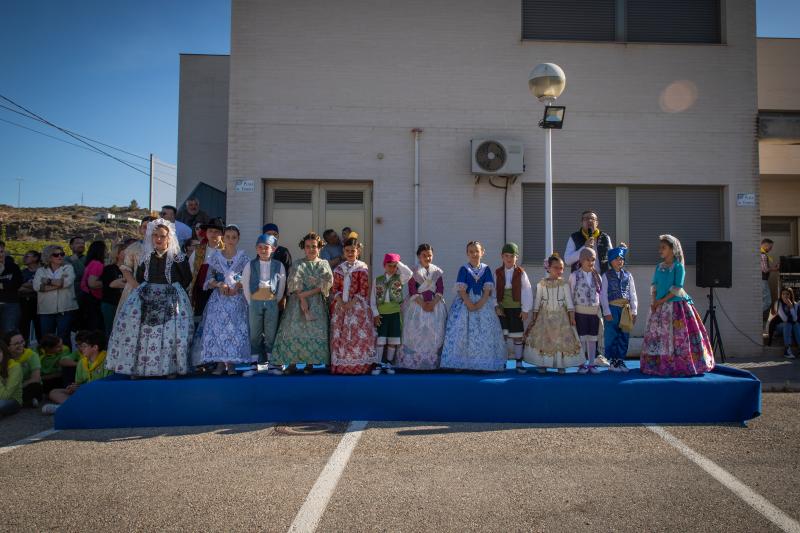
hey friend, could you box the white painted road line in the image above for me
[647,425,800,533]
[0,428,60,456]
[288,420,368,533]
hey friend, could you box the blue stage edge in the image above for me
[54,362,761,429]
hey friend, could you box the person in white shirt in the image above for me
[493,243,533,373]
[160,205,193,245]
[564,211,614,274]
[241,234,286,372]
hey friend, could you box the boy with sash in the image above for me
[370,253,412,375]
[241,234,286,374]
[42,329,111,414]
[494,243,533,373]
[601,244,638,372]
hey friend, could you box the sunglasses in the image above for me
[51,252,65,257]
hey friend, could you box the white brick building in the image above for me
[178,0,766,353]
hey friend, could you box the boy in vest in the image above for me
[370,253,412,375]
[601,244,638,372]
[494,243,533,373]
[241,234,286,376]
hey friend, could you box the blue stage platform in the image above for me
[54,362,761,430]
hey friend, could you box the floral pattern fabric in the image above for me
[105,282,193,376]
[271,258,333,366]
[524,279,583,368]
[329,262,377,374]
[192,250,252,364]
[640,299,715,376]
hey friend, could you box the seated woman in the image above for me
[0,340,23,418]
[42,330,110,414]
[1,330,42,407]
[105,219,193,378]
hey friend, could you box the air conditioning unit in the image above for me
[471,139,524,176]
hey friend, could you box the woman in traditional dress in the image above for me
[329,237,377,375]
[640,235,714,376]
[192,225,252,375]
[396,244,447,370]
[440,241,507,372]
[271,232,334,375]
[106,219,193,378]
[117,216,155,313]
[524,255,583,374]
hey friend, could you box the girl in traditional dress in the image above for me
[601,244,638,372]
[440,241,507,372]
[369,253,413,375]
[271,233,334,375]
[568,247,608,374]
[192,225,252,376]
[640,235,714,376]
[329,237,377,375]
[524,255,582,374]
[106,219,193,378]
[396,244,447,370]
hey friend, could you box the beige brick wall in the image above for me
[225,0,761,352]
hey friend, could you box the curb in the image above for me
[761,382,800,393]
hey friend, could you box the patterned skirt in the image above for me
[271,293,330,366]
[640,300,715,376]
[523,308,583,369]
[330,296,377,375]
[191,289,252,365]
[397,300,447,370]
[106,283,193,377]
[439,293,507,371]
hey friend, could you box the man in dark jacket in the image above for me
[0,241,23,333]
[262,223,293,276]
[564,211,614,274]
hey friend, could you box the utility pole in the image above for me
[15,177,23,207]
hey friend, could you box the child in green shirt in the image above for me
[2,330,42,407]
[37,334,74,394]
[1,341,23,417]
[42,330,111,415]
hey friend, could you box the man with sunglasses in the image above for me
[0,241,23,333]
[564,211,615,274]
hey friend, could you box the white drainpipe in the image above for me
[412,128,423,249]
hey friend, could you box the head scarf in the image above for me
[383,253,401,266]
[257,234,278,247]
[608,245,628,263]
[140,218,184,283]
[659,234,685,265]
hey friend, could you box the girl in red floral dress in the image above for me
[329,237,378,375]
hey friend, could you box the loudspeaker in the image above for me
[696,241,732,288]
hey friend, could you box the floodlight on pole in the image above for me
[528,63,566,261]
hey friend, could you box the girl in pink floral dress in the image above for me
[329,237,377,375]
[640,234,714,376]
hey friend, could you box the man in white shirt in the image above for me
[564,211,614,274]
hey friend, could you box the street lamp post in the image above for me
[528,63,566,259]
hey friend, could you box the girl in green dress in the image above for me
[270,232,334,375]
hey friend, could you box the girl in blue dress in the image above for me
[440,241,507,371]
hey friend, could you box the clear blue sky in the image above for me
[0,0,797,208]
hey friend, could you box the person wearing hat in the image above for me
[494,243,533,373]
[601,243,638,372]
[189,217,225,317]
[241,233,286,373]
[369,253,412,375]
[262,223,293,276]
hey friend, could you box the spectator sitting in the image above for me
[161,205,193,245]
[37,334,72,394]
[0,339,23,418]
[18,250,42,345]
[2,330,42,407]
[43,329,110,415]
[177,196,210,229]
[775,288,800,359]
[0,240,23,333]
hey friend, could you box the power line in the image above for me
[0,102,150,161]
[0,116,150,172]
[0,94,149,176]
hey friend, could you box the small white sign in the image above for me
[736,193,755,207]
[234,179,255,193]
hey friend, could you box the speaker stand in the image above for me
[703,287,726,363]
